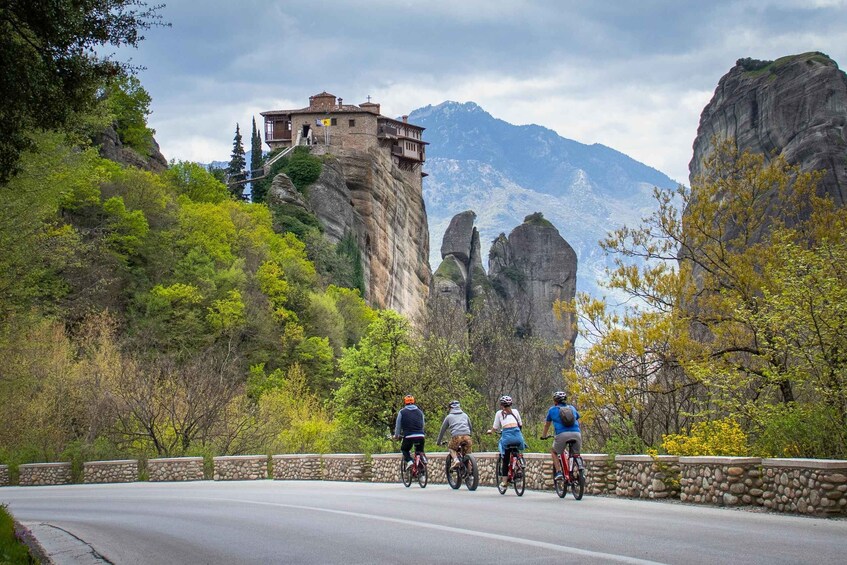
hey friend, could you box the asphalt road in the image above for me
[2,480,846,564]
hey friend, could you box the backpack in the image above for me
[558,405,576,427]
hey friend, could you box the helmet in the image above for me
[449,400,461,409]
[403,395,415,405]
[553,391,568,403]
[498,395,513,407]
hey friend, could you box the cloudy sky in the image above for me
[122,0,847,184]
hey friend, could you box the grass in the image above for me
[0,505,37,564]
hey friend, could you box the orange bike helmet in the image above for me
[403,395,415,405]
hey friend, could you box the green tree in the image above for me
[0,0,165,184]
[227,123,247,199]
[104,75,155,156]
[250,117,263,200]
[334,310,412,444]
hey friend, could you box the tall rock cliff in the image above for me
[434,210,577,358]
[690,52,847,205]
[269,146,432,322]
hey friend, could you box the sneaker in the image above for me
[500,479,508,488]
[554,472,564,480]
[405,460,413,470]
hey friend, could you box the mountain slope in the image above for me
[411,101,678,300]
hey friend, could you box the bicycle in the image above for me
[400,449,428,488]
[541,435,585,500]
[442,440,479,491]
[495,443,526,496]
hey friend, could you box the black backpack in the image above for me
[558,405,576,427]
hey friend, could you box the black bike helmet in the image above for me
[553,391,568,404]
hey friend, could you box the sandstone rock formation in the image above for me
[433,210,577,353]
[488,214,578,348]
[268,146,431,322]
[690,52,847,205]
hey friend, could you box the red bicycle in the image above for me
[541,435,585,499]
[400,450,428,488]
[495,444,526,496]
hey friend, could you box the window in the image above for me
[330,118,337,126]
[349,119,355,127]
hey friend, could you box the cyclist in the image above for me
[541,390,582,480]
[393,394,426,470]
[487,395,526,488]
[436,400,473,469]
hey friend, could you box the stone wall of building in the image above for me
[147,457,204,482]
[18,463,73,486]
[761,459,847,516]
[615,455,680,499]
[272,454,322,480]
[83,460,138,484]
[0,464,9,486]
[679,457,763,507]
[213,456,268,481]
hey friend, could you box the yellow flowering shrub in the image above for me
[661,418,749,456]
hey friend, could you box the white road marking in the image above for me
[212,497,669,565]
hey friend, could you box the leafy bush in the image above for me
[661,418,749,456]
[104,75,155,156]
[270,204,322,240]
[750,403,845,458]
[286,147,322,192]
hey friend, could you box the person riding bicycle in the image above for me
[541,390,582,480]
[486,395,526,489]
[436,400,473,470]
[393,394,426,470]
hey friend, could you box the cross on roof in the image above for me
[367,95,371,103]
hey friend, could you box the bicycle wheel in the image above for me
[554,465,567,499]
[417,460,428,488]
[446,454,461,489]
[570,463,585,500]
[513,455,525,496]
[496,455,508,495]
[400,459,412,487]
[464,455,479,491]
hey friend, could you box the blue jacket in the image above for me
[395,405,425,438]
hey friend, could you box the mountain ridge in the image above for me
[411,100,678,300]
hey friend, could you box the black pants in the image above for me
[401,437,425,462]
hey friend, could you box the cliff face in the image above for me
[433,211,577,356]
[690,52,847,205]
[94,125,168,173]
[271,146,432,322]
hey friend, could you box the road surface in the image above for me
[3,480,846,564]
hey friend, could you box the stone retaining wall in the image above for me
[583,455,615,495]
[272,454,322,480]
[213,456,267,481]
[761,459,847,516]
[147,457,204,482]
[83,460,138,484]
[616,455,680,499]
[322,454,372,482]
[18,463,73,486]
[7,452,846,517]
[679,457,763,506]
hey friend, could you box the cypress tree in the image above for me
[250,117,264,202]
[227,123,247,199]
